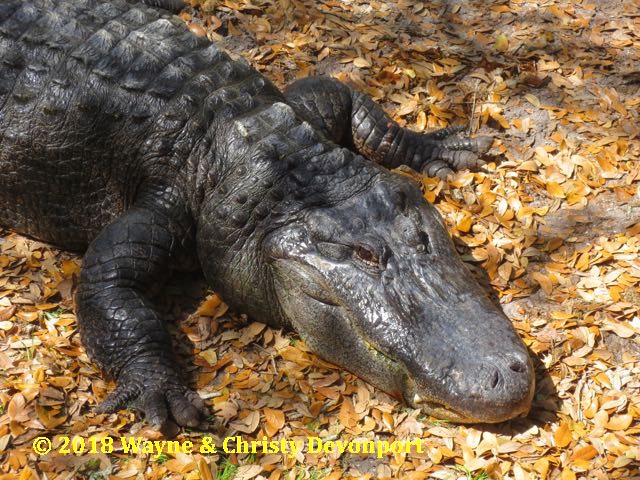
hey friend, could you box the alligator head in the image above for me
[263,171,535,423]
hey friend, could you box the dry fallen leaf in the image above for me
[495,33,509,52]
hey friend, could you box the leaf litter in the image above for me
[1,0,639,479]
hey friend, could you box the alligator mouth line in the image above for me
[304,290,341,307]
[299,275,504,423]
[366,337,524,424]
[409,392,472,423]
[342,309,470,421]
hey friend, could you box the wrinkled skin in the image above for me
[266,176,533,422]
[0,0,534,429]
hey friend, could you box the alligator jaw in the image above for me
[410,375,535,424]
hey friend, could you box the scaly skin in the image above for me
[0,0,534,430]
[285,76,493,178]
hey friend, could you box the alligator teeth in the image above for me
[413,394,423,404]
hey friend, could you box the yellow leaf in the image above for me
[546,182,565,198]
[196,294,227,318]
[264,408,285,432]
[575,251,590,271]
[449,172,475,188]
[532,272,553,295]
[318,47,330,61]
[382,411,394,430]
[516,161,538,172]
[606,414,632,431]
[18,467,33,480]
[594,409,609,429]
[547,5,568,19]
[535,147,553,166]
[571,445,598,462]
[608,286,621,302]
[495,33,509,52]
[429,104,453,119]
[516,206,534,221]
[554,421,572,448]
[533,458,549,477]
[17,311,38,322]
[540,59,560,71]
[35,404,67,429]
[403,68,416,78]
[550,311,575,320]
[605,321,636,338]
[594,372,611,388]
[524,94,541,108]
[353,57,371,68]
[198,349,218,366]
[36,303,59,310]
[490,110,510,129]
[195,454,215,480]
[498,262,512,282]
[61,259,81,276]
[324,473,343,480]
[416,111,427,131]
[400,473,429,480]
[457,214,473,233]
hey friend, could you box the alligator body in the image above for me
[0,0,535,428]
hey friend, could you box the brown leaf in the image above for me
[264,407,285,433]
[339,397,357,429]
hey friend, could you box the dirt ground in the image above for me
[1,0,639,479]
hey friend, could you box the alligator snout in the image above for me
[409,336,535,423]
[477,353,530,394]
[468,352,534,420]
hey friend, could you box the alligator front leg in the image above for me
[76,201,204,430]
[285,76,493,178]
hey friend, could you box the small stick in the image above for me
[469,80,479,135]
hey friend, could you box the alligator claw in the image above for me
[422,131,494,179]
[96,364,206,430]
[421,160,455,179]
[472,135,494,154]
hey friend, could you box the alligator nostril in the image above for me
[490,369,500,389]
[509,360,527,373]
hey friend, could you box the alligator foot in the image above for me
[421,128,494,179]
[96,359,206,431]
[284,77,495,179]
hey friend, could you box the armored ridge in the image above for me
[0,0,534,430]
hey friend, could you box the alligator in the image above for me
[0,0,535,429]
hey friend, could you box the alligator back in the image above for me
[0,0,282,250]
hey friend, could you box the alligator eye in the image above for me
[417,231,431,254]
[354,246,380,268]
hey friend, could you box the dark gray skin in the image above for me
[0,0,535,429]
